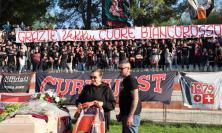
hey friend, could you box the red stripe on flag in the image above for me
[0,93,32,102]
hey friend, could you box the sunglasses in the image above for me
[90,76,97,79]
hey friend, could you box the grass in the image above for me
[108,121,222,133]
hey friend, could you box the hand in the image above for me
[94,101,103,108]
[74,104,82,119]
[77,103,82,109]
[74,112,80,119]
[126,115,133,127]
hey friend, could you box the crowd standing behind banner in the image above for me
[1,22,222,73]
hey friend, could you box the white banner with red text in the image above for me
[16,25,222,43]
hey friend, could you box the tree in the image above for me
[58,0,101,29]
[57,0,180,28]
[130,0,178,26]
[32,12,57,30]
[57,0,222,29]
[0,0,49,26]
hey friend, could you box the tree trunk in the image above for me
[85,0,92,29]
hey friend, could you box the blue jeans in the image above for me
[121,115,140,133]
[78,63,86,71]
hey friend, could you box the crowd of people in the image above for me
[1,22,222,73]
[1,21,222,133]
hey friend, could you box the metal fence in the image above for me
[65,105,222,125]
[39,65,222,73]
[2,64,222,73]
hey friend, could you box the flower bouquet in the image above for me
[0,91,71,133]
[34,90,66,108]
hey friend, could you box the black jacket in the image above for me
[76,83,116,132]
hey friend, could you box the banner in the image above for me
[36,71,176,104]
[16,24,222,43]
[103,0,130,27]
[180,72,222,109]
[0,73,33,93]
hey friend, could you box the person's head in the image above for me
[90,69,103,86]
[118,60,131,77]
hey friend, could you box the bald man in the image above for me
[117,60,142,133]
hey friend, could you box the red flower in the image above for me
[58,93,62,97]
[44,95,53,103]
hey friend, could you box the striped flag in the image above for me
[73,102,105,133]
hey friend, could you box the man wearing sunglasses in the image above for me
[117,60,142,133]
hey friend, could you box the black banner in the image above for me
[36,71,176,104]
[0,72,33,93]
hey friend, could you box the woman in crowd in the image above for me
[129,46,136,68]
[6,45,17,72]
[86,46,95,70]
[172,43,178,69]
[135,48,144,69]
[38,52,49,71]
[0,46,7,71]
[77,48,86,71]
[76,69,116,132]
[100,50,109,69]
[164,47,173,70]
[31,47,41,71]
[18,47,26,73]
[151,44,161,69]
[112,48,119,69]
[53,52,60,71]
[59,47,69,71]
[107,43,113,69]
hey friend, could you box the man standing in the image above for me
[117,60,142,133]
